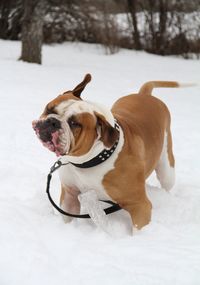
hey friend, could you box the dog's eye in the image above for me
[68,117,82,129]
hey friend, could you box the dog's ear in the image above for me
[95,112,119,148]
[72,74,92,98]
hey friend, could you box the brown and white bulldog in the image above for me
[32,74,179,229]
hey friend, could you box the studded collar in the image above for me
[70,121,120,169]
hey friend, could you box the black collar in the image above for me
[70,121,120,169]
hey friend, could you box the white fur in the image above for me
[178,82,197,88]
[55,99,115,127]
[155,132,175,191]
[86,101,115,127]
[55,99,77,115]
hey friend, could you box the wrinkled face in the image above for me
[32,74,119,157]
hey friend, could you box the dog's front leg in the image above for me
[122,189,152,230]
[59,184,80,223]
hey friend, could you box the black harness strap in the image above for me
[46,160,121,219]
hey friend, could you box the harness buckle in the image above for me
[50,160,62,173]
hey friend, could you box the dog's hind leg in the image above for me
[155,129,175,191]
[59,185,80,223]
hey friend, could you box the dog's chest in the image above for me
[58,162,113,200]
[59,127,124,200]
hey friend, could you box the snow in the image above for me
[0,39,200,285]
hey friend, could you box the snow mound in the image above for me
[0,40,200,285]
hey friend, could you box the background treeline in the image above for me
[0,0,200,60]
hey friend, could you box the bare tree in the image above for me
[127,0,142,50]
[139,0,169,55]
[1,0,199,58]
[20,0,46,64]
[155,0,168,54]
[0,0,12,39]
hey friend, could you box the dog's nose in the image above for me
[36,117,61,131]
[44,117,61,131]
[35,118,61,142]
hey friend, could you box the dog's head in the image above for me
[32,74,119,157]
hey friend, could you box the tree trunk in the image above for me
[20,0,45,64]
[157,0,168,55]
[127,0,141,50]
[0,0,12,39]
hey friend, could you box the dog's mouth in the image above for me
[42,131,63,156]
[32,120,65,157]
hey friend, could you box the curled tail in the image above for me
[139,81,195,96]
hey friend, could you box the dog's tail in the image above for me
[138,81,196,96]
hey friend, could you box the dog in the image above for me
[32,74,180,229]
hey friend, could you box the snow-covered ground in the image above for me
[0,40,200,285]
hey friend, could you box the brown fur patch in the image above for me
[95,112,119,148]
[69,112,97,156]
[72,73,91,98]
[139,81,179,96]
[102,93,173,228]
[167,128,175,167]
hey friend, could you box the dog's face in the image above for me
[32,74,119,157]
